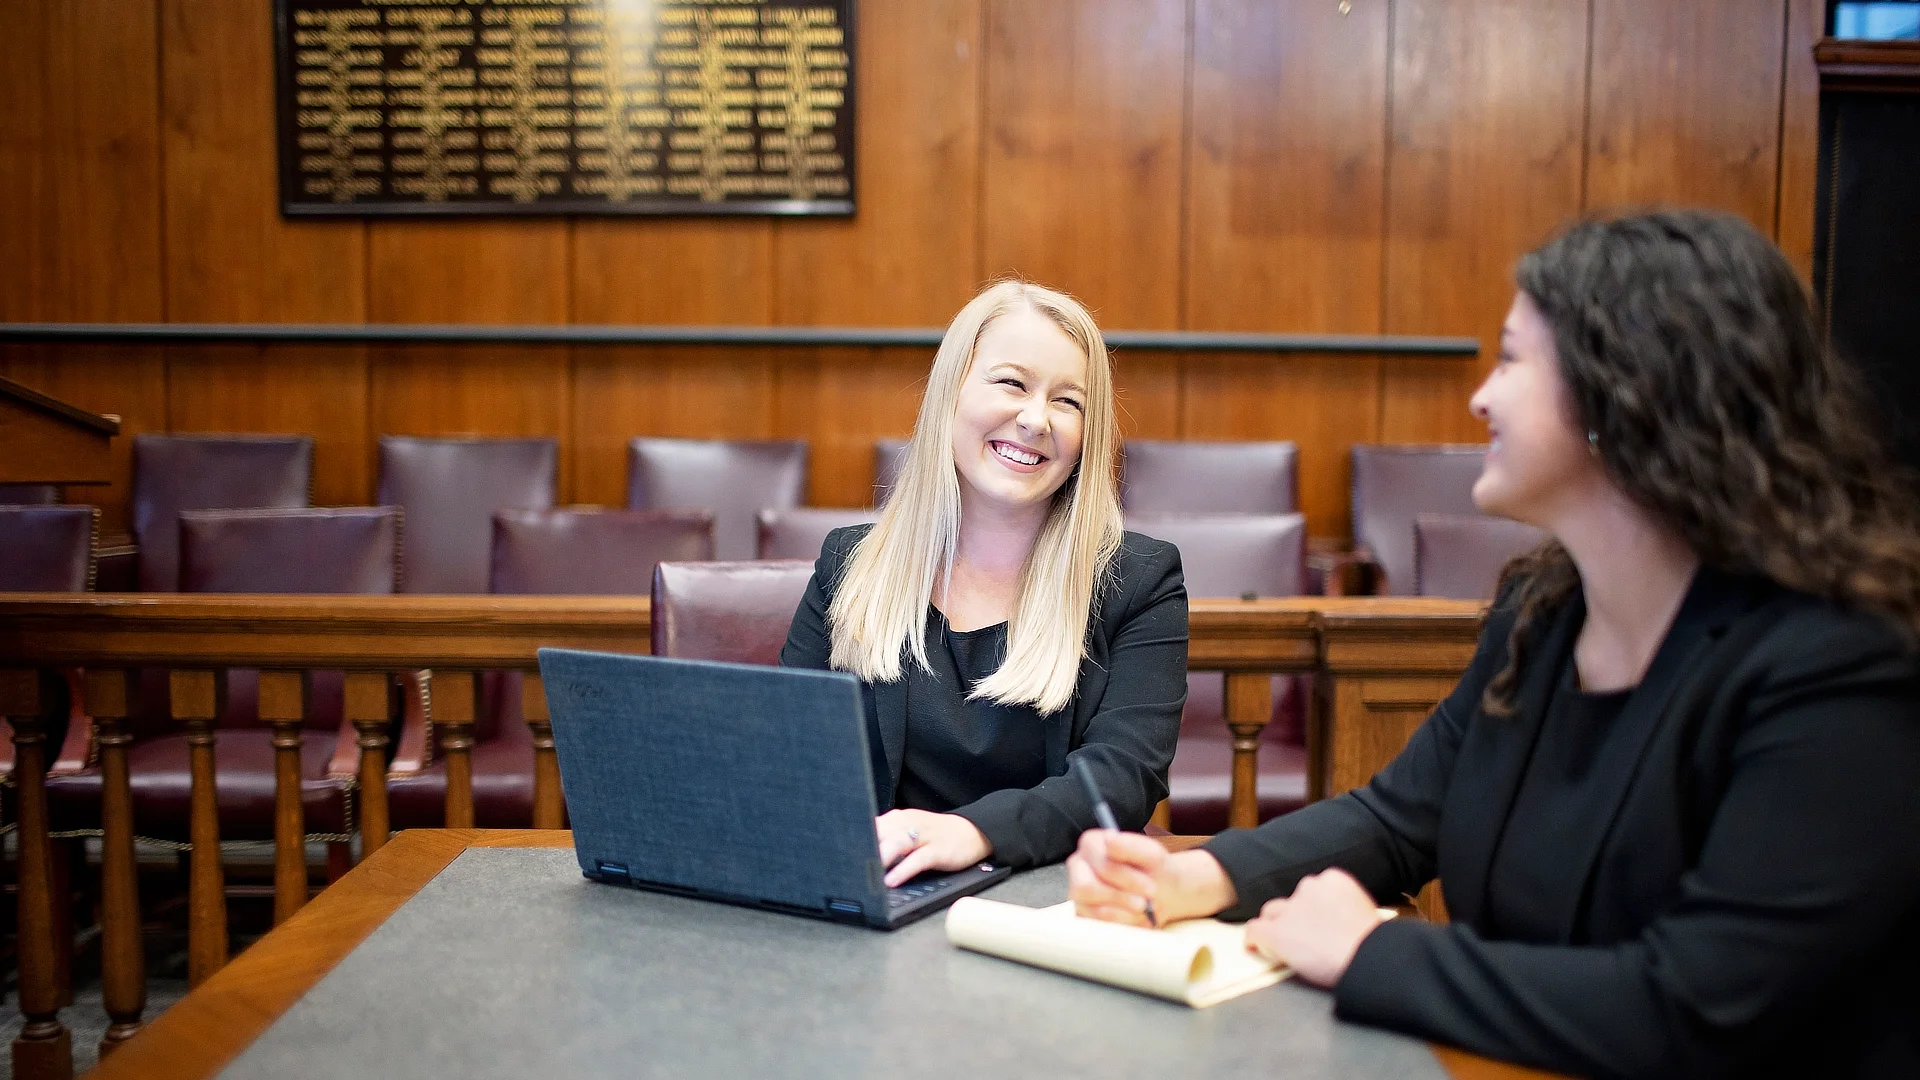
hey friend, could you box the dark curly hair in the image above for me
[1483,210,1920,715]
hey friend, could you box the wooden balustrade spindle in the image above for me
[83,669,147,1056]
[522,674,565,830]
[172,669,229,988]
[346,673,392,856]
[258,671,310,925]
[3,669,73,1080]
[1223,671,1276,830]
[433,671,478,829]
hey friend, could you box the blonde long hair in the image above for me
[827,281,1123,714]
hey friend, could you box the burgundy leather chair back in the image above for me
[179,507,401,731]
[132,434,313,591]
[872,438,910,506]
[1350,444,1488,595]
[1124,512,1306,599]
[1414,513,1548,601]
[0,505,97,591]
[1121,440,1298,513]
[755,507,879,560]
[489,509,715,595]
[628,438,807,561]
[179,507,402,594]
[650,560,815,666]
[378,436,557,593]
[0,485,62,505]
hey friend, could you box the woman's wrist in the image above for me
[1162,850,1238,922]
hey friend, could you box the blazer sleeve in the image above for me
[950,537,1190,868]
[1333,622,1920,1080]
[777,525,864,671]
[1201,601,1515,920]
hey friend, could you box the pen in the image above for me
[1071,758,1157,927]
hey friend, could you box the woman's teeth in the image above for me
[993,442,1043,466]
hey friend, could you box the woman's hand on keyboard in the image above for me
[876,809,991,888]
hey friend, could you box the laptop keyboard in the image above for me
[886,879,953,909]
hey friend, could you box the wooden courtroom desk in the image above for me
[90,831,1561,1080]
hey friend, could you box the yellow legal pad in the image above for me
[945,898,1394,1008]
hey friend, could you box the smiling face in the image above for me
[1468,291,1604,526]
[949,305,1089,522]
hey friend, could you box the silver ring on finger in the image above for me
[906,828,921,844]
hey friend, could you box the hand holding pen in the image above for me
[1071,758,1157,927]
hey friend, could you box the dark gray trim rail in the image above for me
[0,322,1481,355]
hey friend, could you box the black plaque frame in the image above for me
[273,0,856,217]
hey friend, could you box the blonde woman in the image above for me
[780,281,1188,886]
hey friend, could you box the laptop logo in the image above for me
[554,679,606,703]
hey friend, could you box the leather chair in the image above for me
[47,508,401,852]
[872,438,910,507]
[490,508,715,595]
[1120,440,1298,513]
[0,505,98,592]
[131,434,313,591]
[0,484,62,505]
[756,507,879,560]
[378,436,558,594]
[0,506,96,848]
[628,438,808,561]
[387,509,716,830]
[650,560,815,665]
[1349,444,1489,595]
[1125,512,1310,834]
[1414,512,1548,601]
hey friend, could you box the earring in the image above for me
[1587,430,1601,457]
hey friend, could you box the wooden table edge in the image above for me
[82,829,1554,1080]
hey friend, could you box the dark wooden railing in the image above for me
[0,592,1482,1080]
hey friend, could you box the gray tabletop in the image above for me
[218,848,1448,1080]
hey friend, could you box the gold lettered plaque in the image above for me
[274,0,855,215]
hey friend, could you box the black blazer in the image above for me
[1206,568,1920,1079]
[780,524,1188,868]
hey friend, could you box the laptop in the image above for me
[537,647,1012,929]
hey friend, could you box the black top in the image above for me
[1483,666,1633,942]
[780,524,1189,868]
[895,613,1049,813]
[1203,568,1920,1079]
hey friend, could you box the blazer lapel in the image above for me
[1540,568,1753,939]
[1441,596,1583,926]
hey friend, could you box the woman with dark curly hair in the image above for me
[1067,211,1920,1079]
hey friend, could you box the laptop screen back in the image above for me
[538,648,886,915]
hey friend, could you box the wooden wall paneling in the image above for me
[1111,349,1183,441]
[159,0,367,323]
[1379,0,1589,445]
[1774,0,1824,284]
[981,0,1187,330]
[0,345,167,534]
[773,346,927,508]
[571,217,776,509]
[1585,0,1788,230]
[1182,0,1391,540]
[0,0,164,322]
[1183,353,1381,540]
[773,0,985,328]
[165,345,373,507]
[1186,0,1390,336]
[573,345,780,507]
[367,222,572,495]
